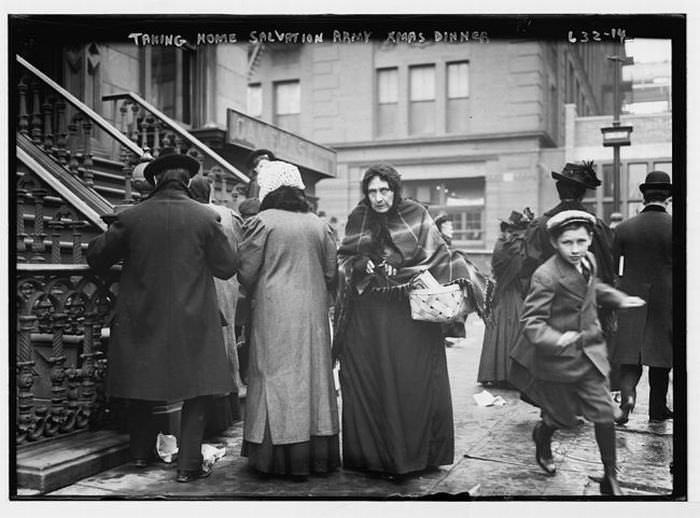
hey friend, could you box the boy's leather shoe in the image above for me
[649,408,673,422]
[615,396,635,425]
[599,473,624,496]
[532,422,556,475]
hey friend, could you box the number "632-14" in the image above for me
[568,29,626,43]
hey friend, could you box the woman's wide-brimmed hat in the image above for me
[499,208,533,231]
[551,161,602,189]
[143,148,200,185]
[639,171,672,193]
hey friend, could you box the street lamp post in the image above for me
[601,55,633,216]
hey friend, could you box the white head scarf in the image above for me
[257,160,306,202]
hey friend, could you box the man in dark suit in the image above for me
[612,171,673,423]
[87,149,239,482]
[521,210,644,495]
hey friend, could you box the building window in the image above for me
[547,43,558,74]
[601,163,614,199]
[567,62,575,103]
[151,48,175,117]
[403,176,485,245]
[653,161,672,178]
[585,161,671,221]
[628,162,648,200]
[575,80,582,112]
[273,80,300,132]
[150,47,192,124]
[376,68,398,137]
[653,161,673,210]
[409,65,436,135]
[460,210,484,242]
[247,83,262,118]
[598,163,616,222]
[549,84,559,141]
[446,61,469,133]
[627,162,649,217]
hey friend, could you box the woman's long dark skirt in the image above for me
[477,284,523,385]
[340,292,455,475]
[242,418,340,477]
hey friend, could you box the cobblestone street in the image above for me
[36,316,674,500]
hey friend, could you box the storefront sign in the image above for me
[226,109,336,177]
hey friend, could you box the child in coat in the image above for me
[520,210,645,496]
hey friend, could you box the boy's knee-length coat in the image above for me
[238,209,340,445]
[86,182,239,402]
[612,205,672,368]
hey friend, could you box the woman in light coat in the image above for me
[238,161,340,479]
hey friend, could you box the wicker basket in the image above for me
[408,283,468,323]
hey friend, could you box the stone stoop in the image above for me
[16,430,130,495]
[15,392,247,496]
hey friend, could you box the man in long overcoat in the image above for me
[612,171,673,423]
[189,174,245,430]
[87,149,239,482]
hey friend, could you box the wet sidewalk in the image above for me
[37,318,674,499]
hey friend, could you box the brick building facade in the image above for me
[248,40,626,255]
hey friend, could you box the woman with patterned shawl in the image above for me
[333,164,492,477]
[477,210,532,386]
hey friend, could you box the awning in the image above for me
[226,108,337,181]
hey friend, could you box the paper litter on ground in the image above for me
[155,433,178,463]
[473,390,507,407]
[155,433,226,468]
[201,443,227,469]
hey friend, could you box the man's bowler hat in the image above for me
[143,148,200,185]
[551,161,602,189]
[639,171,672,193]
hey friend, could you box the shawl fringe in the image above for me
[332,198,495,362]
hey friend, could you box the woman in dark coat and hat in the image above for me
[521,161,615,286]
[87,148,239,482]
[477,209,532,386]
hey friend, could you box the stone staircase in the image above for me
[16,430,130,495]
[13,55,249,495]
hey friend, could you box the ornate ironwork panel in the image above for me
[16,266,119,444]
